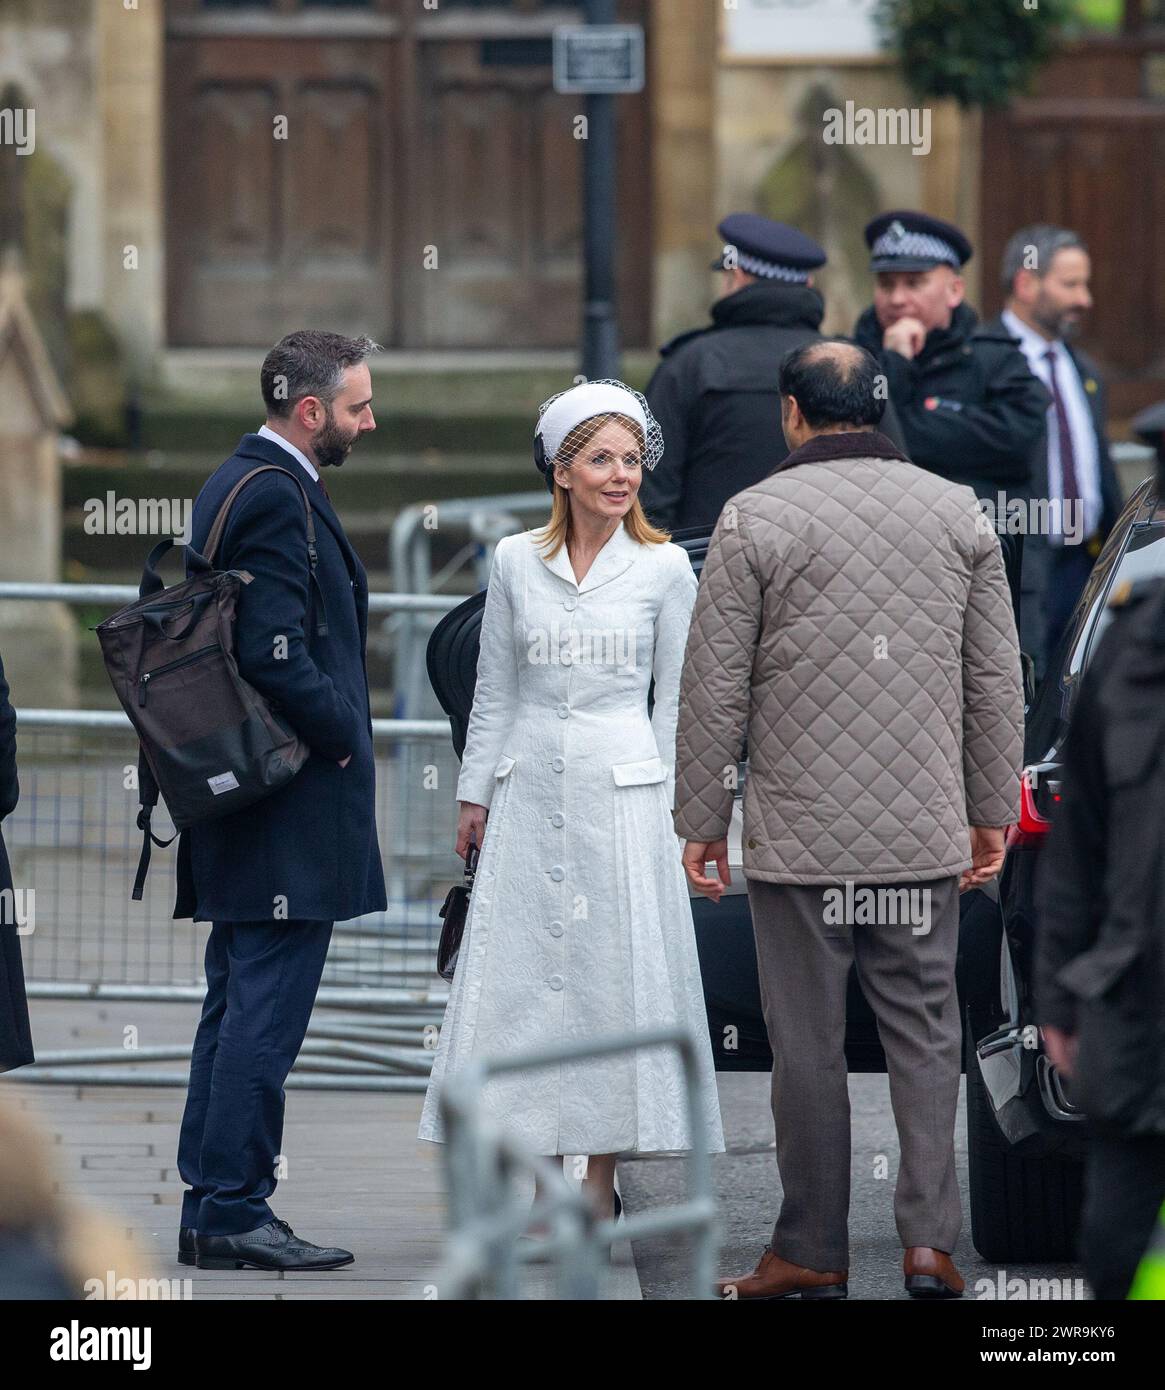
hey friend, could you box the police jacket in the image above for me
[1035,575,1165,1136]
[639,282,825,532]
[853,302,1050,502]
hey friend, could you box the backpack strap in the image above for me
[139,538,213,599]
[132,748,178,902]
[203,464,329,638]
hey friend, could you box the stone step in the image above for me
[137,350,656,456]
[60,449,541,583]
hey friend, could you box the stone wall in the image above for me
[718,60,981,335]
[0,0,163,400]
[647,19,981,347]
[0,0,100,319]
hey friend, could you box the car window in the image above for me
[1025,483,1159,764]
[1081,505,1165,666]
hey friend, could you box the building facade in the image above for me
[2,0,1162,420]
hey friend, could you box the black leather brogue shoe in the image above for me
[195,1218,354,1272]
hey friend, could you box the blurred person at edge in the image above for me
[0,647,32,1075]
[853,211,1050,509]
[0,1096,145,1298]
[984,226,1123,681]
[1035,523,1165,1300]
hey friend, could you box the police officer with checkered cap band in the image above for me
[853,210,1050,504]
[638,213,830,532]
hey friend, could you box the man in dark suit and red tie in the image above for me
[987,225,1124,679]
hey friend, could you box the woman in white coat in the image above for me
[418,380,724,1219]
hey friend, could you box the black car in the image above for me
[967,476,1165,1261]
[425,496,1152,1264]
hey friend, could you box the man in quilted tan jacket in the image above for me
[674,340,1023,1301]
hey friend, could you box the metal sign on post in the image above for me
[555,12,644,380]
[552,24,645,95]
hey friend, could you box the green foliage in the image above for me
[874,0,1077,109]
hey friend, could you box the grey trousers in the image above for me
[746,875,963,1271]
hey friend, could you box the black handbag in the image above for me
[437,837,479,982]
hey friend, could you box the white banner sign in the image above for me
[722,0,883,60]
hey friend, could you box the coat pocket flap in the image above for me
[611,756,667,786]
[494,754,516,779]
[1054,937,1142,1001]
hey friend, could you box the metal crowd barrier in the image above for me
[10,711,457,1090]
[0,579,474,1091]
[436,1028,720,1299]
[389,491,550,716]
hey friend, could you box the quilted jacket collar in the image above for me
[533,519,640,592]
[773,428,909,475]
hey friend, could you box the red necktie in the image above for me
[1043,347,1080,525]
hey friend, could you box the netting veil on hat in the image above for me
[533,379,664,488]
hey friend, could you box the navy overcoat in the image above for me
[173,433,387,923]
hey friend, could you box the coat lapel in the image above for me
[236,436,358,562]
[235,435,367,642]
[534,521,640,593]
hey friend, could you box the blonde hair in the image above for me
[533,411,671,559]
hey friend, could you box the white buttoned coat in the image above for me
[418,522,725,1156]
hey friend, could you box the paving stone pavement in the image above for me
[3,1000,640,1300]
[619,1070,1087,1302]
[15,1000,1085,1302]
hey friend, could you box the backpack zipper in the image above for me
[138,645,219,706]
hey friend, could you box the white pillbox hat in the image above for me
[535,380,660,468]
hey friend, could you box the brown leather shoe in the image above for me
[716,1245,847,1300]
[904,1246,964,1299]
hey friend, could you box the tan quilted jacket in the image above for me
[672,429,1023,884]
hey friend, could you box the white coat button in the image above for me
[550,812,565,827]
[548,974,564,991]
[552,756,565,772]
[563,596,577,611]
[548,922,564,939]
[549,865,565,881]
[557,703,570,718]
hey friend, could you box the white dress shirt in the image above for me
[257,424,320,483]
[1001,308,1101,541]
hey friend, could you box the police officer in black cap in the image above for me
[638,213,828,532]
[853,210,1049,504]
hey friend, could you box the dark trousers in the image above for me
[746,876,963,1271]
[1081,1131,1165,1300]
[1043,541,1096,666]
[177,918,333,1235]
